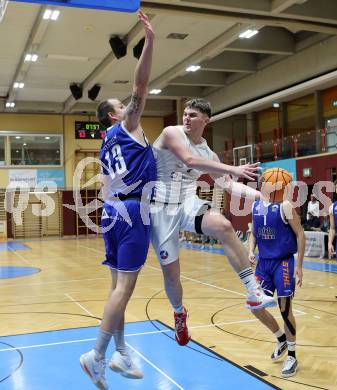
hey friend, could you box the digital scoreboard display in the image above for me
[75,121,106,139]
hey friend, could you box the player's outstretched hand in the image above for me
[328,242,334,259]
[296,266,303,287]
[137,10,154,40]
[232,162,260,181]
[248,252,256,266]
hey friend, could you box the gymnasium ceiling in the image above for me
[1,0,337,118]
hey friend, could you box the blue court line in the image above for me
[0,266,41,279]
[0,242,30,251]
[180,242,337,274]
[0,321,278,390]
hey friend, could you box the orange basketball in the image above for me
[260,168,292,203]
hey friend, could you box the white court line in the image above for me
[65,291,185,389]
[0,311,307,354]
[64,293,100,322]
[126,343,185,390]
[79,245,310,304]
[0,276,109,289]
[8,249,30,264]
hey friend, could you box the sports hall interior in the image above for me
[0,1,336,389]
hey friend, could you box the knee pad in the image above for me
[278,297,296,336]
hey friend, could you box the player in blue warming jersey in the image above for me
[80,11,155,389]
[328,180,337,260]
[248,198,305,378]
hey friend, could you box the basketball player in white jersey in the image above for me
[151,98,276,346]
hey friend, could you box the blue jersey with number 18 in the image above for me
[100,122,157,200]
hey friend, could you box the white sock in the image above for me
[238,267,258,292]
[274,329,284,339]
[173,304,184,313]
[113,329,127,355]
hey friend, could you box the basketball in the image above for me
[260,168,292,203]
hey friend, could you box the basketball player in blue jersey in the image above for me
[328,180,337,260]
[80,11,155,389]
[151,98,277,347]
[248,195,305,378]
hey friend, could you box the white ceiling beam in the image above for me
[271,0,308,15]
[6,5,52,104]
[201,52,256,73]
[228,26,295,55]
[211,68,337,122]
[169,71,226,87]
[142,2,337,34]
[147,23,248,94]
[157,85,205,99]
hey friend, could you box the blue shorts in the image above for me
[101,201,150,272]
[255,256,295,298]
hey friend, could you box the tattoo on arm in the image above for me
[126,93,142,116]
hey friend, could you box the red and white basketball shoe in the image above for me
[246,287,277,310]
[174,307,191,346]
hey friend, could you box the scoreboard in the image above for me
[75,121,106,139]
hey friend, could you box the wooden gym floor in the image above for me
[0,237,336,389]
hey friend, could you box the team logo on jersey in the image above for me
[257,226,275,240]
[271,205,279,212]
[160,250,169,260]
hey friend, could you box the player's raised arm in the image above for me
[162,126,260,179]
[124,11,154,132]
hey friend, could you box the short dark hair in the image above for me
[96,100,115,128]
[185,98,212,118]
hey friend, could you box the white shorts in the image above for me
[150,195,210,265]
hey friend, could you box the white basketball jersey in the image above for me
[153,126,214,203]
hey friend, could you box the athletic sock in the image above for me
[173,304,184,314]
[95,328,113,358]
[274,329,287,343]
[287,341,296,358]
[113,329,127,356]
[238,267,259,292]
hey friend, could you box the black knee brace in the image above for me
[278,297,296,336]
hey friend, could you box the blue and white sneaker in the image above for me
[80,349,108,389]
[109,351,143,379]
[282,356,298,377]
[271,341,288,361]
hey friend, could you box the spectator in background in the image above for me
[306,194,320,229]
[320,212,330,233]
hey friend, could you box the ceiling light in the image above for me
[45,136,51,140]
[5,102,15,108]
[25,54,38,62]
[186,65,200,72]
[43,9,60,20]
[14,82,24,89]
[51,10,60,20]
[15,136,21,139]
[23,143,27,146]
[149,89,162,95]
[239,29,259,39]
[43,9,52,19]
[273,102,280,108]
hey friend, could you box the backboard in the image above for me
[13,0,140,12]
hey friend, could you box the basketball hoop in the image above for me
[0,0,8,23]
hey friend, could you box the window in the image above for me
[9,135,62,166]
[0,137,5,166]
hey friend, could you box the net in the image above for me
[0,0,8,23]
